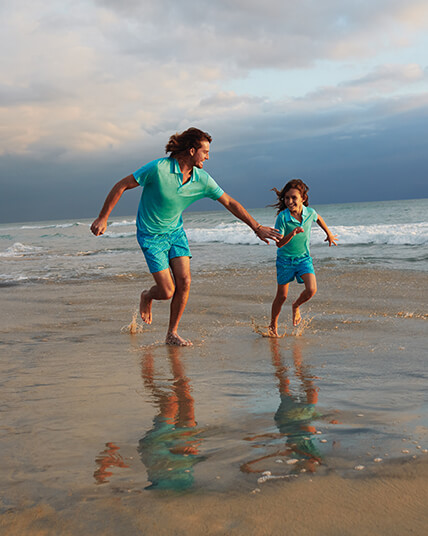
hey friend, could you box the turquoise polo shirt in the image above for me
[275,206,318,259]
[133,157,224,234]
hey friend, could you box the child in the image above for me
[269,179,338,336]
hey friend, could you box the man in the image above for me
[91,127,281,346]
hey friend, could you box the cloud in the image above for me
[1,0,428,223]
[93,0,428,68]
[2,0,428,158]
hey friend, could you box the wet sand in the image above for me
[1,266,427,535]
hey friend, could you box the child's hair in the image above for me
[271,179,309,214]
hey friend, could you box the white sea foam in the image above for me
[0,273,29,282]
[21,223,78,230]
[0,243,44,257]
[109,220,136,227]
[321,222,428,246]
[102,231,136,239]
[185,221,428,247]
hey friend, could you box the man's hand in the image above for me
[90,217,108,236]
[255,225,282,244]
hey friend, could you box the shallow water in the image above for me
[1,198,427,287]
[1,271,427,512]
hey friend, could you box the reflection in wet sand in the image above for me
[94,442,129,485]
[138,346,206,490]
[242,339,322,475]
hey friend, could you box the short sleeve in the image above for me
[133,160,158,187]
[309,207,318,221]
[205,174,224,200]
[275,212,286,234]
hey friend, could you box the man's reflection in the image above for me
[138,345,205,490]
[94,442,129,484]
[242,338,322,474]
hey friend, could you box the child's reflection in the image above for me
[138,345,205,490]
[242,338,322,474]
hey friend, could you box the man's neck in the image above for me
[175,155,193,184]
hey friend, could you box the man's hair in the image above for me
[271,179,310,214]
[165,127,212,158]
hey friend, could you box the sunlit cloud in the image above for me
[1,0,427,221]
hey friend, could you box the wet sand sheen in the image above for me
[2,458,428,536]
[0,266,427,534]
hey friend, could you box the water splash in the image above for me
[121,310,144,335]
[251,318,286,338]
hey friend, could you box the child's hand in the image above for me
[294,227,304,235]
[325,233,338,246]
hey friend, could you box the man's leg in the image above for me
[166,256,192,346]
[140,268,176,324]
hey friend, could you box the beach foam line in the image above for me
[0,242,44,257]
[184,221,428,246]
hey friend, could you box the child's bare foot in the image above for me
[268,325,280,337]
[292,302,302,326]
[165,332,193,347]
[140,290,153,324]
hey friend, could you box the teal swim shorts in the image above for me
[276,256,314,285]
[137,226,192,274]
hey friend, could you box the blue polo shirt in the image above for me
[275,206,318,259]
[133,157,224,234]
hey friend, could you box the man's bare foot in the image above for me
[268,325,280,337]
[292,302,302,326]
[165,332,193,347]
[140,290,153,324]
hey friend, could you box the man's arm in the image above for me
[316,215,338,246]
[216,193,282,244]
[90,174,139,236]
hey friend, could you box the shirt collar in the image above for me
[288,205,309,223]
[170,157,200,183]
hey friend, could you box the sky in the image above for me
[1,0,428,223]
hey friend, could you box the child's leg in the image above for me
[292,273,317,326]
[269,284,289,336]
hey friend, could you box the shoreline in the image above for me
[2,457,428,535]
[1,265,427,535]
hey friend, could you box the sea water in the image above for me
[0,198,427,503]
[1,198,427,285]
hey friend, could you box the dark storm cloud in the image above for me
[1,0,428,222]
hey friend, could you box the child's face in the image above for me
[284,188,304,214]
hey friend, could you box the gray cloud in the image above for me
[93,0,428,68]
[1,0,428,222]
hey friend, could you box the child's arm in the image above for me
[276,227,304,248]
[316,215,338,246]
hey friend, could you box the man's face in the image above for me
[191,140,210,168]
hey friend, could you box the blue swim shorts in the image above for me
[137,226,192,274]
[276,255,315,285]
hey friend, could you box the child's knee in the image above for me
[276,291,287,303]
[307,285,317,298]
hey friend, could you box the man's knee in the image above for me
[175,273,191,292]
[158,282,175,300]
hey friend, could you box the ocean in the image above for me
[1,198,427,285]
[1,198,428,534]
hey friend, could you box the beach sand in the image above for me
[1,266,427,535]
